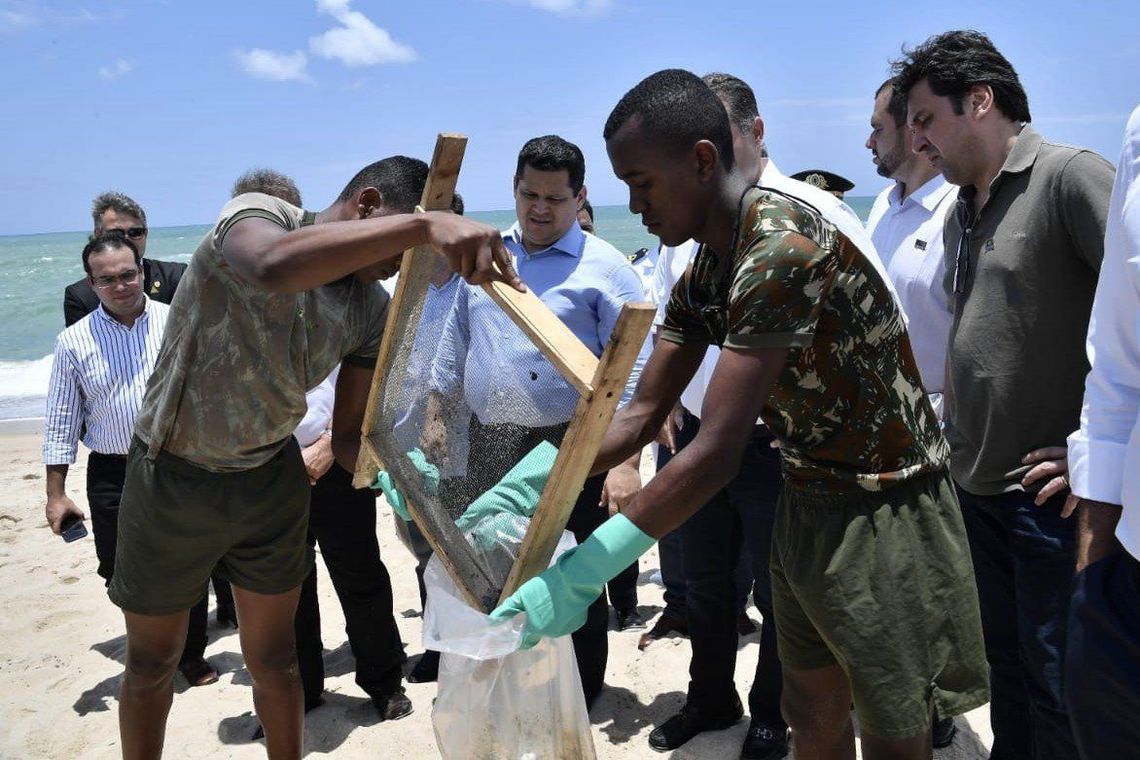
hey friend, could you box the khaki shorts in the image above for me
[108,437,312,615]
[770,469,989,739]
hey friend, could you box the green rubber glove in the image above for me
[489,513,656,649]
[371,448,440,522]
[455,441,558,534]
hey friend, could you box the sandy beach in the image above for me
[0,424,993,759]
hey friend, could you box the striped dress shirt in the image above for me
[42,297,169,465]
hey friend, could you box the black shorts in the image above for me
[108,437,312,615]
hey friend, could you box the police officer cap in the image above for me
[790,170,855,193]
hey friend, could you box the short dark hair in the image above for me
[703,72,758,134]
[450,191,465,216]
[338,155,429,213]
[580,199,594,221]
[875,77,909,128]
[82,230,140,275]
[514,135,585,194]
[892,30,1031,123]
[91,191,146,229]
[232,168,303,206]
[604,69,734,172]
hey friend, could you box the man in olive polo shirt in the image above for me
[895,30,1115,760]
[107,155,521,759]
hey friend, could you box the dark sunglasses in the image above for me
[952,199,976,296]
[94,226,147,240]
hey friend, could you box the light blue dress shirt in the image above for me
[431,220,648,427]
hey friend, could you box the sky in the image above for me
[1,0,1138,235]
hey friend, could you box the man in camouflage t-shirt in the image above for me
[108,156,521,759]
[492,70,986,759]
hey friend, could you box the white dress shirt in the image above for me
[866,176,958,412]
[43,297,169,464]
[649,160,898,420]
[294,366,339,449]
[1068,105,1140,561]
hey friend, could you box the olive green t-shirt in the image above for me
[134,193,389,472]
[662,186,948,494]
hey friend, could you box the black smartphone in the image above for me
[60,514,88,543]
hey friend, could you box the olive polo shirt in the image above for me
[942,125,1115,495]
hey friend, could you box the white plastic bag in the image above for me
[423,518,597,760]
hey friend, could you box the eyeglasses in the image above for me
[92,269,141,289]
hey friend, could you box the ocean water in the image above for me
[0,198,873,420]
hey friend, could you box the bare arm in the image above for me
[44,464,84,534]
[330,363,375,473]
[592,339,707,475]
[221,211,521,294]
[616,345,788,539]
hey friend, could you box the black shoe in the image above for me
[932,716,957,749]
[177,656,219,687]
[648,697,744,752]
[616,607,647,631]
[372,687,414,722]
[638,613,688,651]
[408,650,440,684]
[740,723,788,760]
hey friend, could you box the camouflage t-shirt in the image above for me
[661,186,947,493]
[134,193,390,472]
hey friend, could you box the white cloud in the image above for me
[236,48,311,83]
[97,58,133,81]
[309,0,415,67]
[511,0,613,16]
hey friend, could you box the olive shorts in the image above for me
[108,437,312,615]
[770,469,989,739]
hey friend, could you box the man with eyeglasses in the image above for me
[44,231,220,688]
[62,191,188,327]
[894,31,1115,759]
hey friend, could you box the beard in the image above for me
[875,142,905,178]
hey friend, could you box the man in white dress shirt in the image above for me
[865,77,958,420]
[42,232,219,687]
[1064,105,1140,760]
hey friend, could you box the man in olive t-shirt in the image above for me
[107,155,522,760]
[492,69,987,760]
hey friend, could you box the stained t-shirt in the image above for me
[661,186,947,493]
[134,193,389,472]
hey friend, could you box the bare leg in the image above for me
[781,663,856,760]
[119,610,190,760]
[233,584,303,760]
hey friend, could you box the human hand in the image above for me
[653,404,684,454]
[1074,498,1124,573]
[1021,446,1069,507]
[424,212,525,291]
[301,435,335,485]
[599,463,642,517]
[46,495,85,534]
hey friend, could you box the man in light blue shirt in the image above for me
[429,135,649,707]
